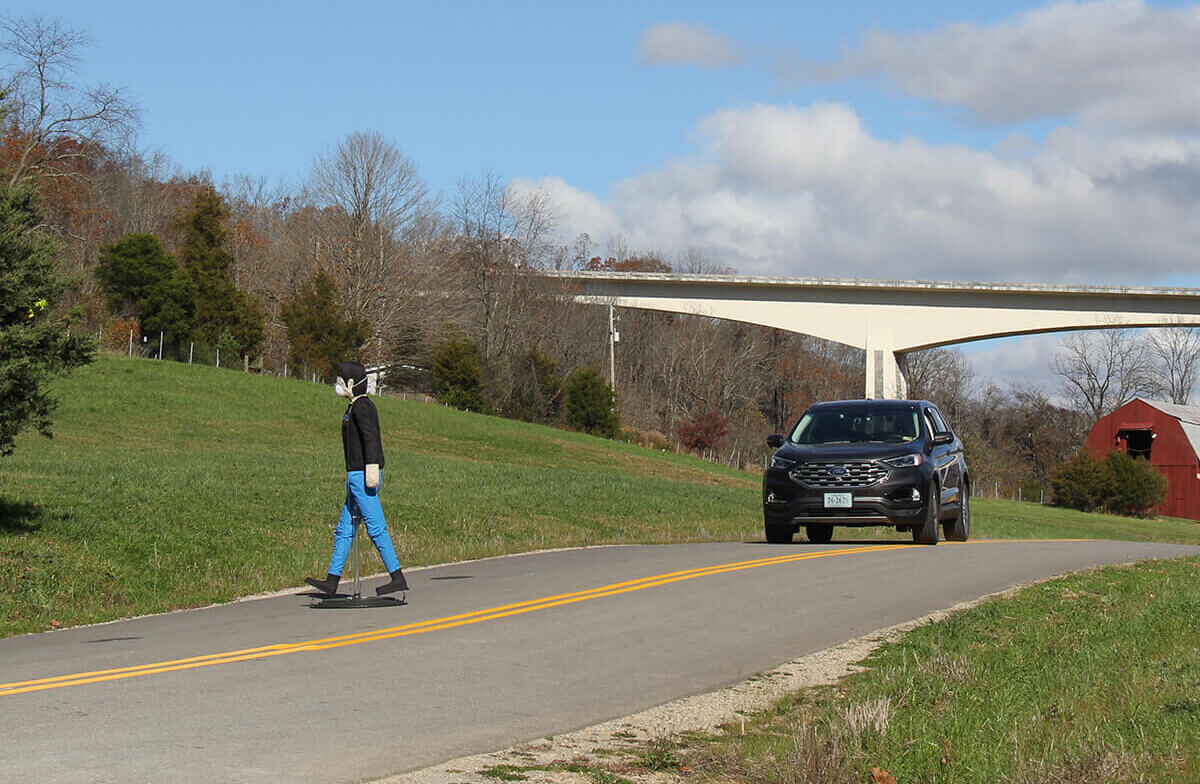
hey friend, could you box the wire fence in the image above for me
[94,326,438,403]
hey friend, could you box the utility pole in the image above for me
[608,303,619,388]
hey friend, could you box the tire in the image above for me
[765,523,794,544]
[943,483,970,542]
[912,483,940,545]
[805,525,833,544]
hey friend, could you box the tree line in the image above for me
[4,14,1198,512]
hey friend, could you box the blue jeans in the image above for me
[328,470,401,576]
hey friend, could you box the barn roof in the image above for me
[1134,398,1200,459]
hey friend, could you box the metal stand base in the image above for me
[312,514,407,609]
[313,594,406,609]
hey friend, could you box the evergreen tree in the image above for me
[0,184,92,456]
[432,334,489,412]
[508,349,562,423]
[281,269,370,380]
[177,186,264,358]
[95,233,195,353]
[1104,450,1168,517]
[1050,448,1109,512]
[95,233,176,314]
[565,367,620,438]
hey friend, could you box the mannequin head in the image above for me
[334,361,368,399]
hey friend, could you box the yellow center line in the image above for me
[0,539,1086,698]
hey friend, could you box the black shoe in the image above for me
[304,573,340,596]
[376,568,408,595]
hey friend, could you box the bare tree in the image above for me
[1145,326,1200,405]
[1,15,138,186]
[1052,330,1152,421]
[304,130,434,346]
[450,171,558,374]
[901,347,973,418]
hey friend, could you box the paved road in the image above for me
[2,539,1196,783]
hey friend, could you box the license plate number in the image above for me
[824,492,852,509]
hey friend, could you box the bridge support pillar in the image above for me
[865,345,908,400]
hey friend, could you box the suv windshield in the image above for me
[789,407,921,445]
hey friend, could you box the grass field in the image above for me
[1,354,1198,637]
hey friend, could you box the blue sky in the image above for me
[5,1,1200,392]
[1,0,1148,196]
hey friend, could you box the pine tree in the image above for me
[177,186,264,358]
[565,367,620,438]
[508,349,562,423]
[432,334,490,412]
[281,269,370,380]
[96,233,195,354]
[0,184,92,455]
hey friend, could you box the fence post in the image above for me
[158,332,164,360]
[243,354,249,372]
[128,329,133,357]
[189,342,194,364]
[216,348,220,368]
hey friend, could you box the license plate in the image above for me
[824,492,852,509]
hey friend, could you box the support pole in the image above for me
[311,515,405,609]
[863,342,908,400]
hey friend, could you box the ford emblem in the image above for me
[827,465,848,477]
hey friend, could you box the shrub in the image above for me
[678,410,730,455]
[432,334,490,413]
[1050,449,1111,512]
[1050,448,1168,517]
[1104,450,1168,517]
[564,367,619,438]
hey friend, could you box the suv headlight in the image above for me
[883,454,922,468]
[770,455,796,470]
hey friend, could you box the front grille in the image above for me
[789,461,887,488]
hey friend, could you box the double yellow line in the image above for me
[1,543,920,698]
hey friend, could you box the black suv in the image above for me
[763,399,969,545]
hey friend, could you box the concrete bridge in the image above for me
[546,271,1200,399]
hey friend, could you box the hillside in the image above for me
[0,355,759,635]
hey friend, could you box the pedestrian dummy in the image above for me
[305,361,409,597]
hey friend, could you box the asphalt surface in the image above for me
[2,538,1197,783]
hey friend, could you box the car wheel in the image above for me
[912,482,940,545]
[943,483,970,541]
[805,525,833,544]
[765,523,794,544]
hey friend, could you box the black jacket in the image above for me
[342,397,385,471]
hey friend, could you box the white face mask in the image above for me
[334,377,353,398]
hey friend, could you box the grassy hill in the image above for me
[1,354,1198,637]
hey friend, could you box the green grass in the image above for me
[1,354,1199,638]
[664,556,1200,783]
[0,355,758,637]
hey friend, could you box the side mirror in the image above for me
[932,432,954,446]
[767,433,785,448]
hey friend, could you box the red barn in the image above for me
[1086,398,1200,520]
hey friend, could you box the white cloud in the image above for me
[534,103,1200,283]
[787,0,1200,132]
[638,22,743,67]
